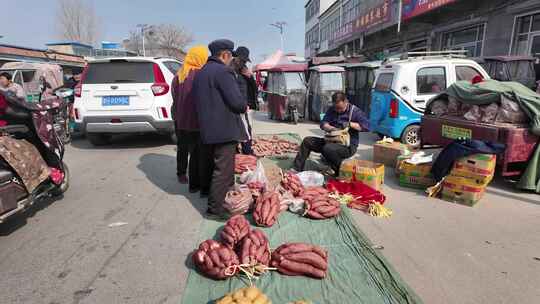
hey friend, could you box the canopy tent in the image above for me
[255,50,307,72]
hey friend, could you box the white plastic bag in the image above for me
[246,160,268,186]
[297,171,325,187]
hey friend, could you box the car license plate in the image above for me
[102,96,129,106]
[442,125,472,140]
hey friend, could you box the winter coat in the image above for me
[192,57,247,144]
[171,72,199,131]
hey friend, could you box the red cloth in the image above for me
[326,178,386,210]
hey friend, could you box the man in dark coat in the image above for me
[232,46,255,155]
[192,39,247,216]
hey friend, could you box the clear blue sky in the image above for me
[1,0,306,63]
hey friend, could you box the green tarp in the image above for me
[432,80,540,136]
[430,80,540,193]
[181,209,422,304]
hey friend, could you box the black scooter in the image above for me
[0,91,69,223]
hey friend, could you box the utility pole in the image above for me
[137,24,149,56]
[270,22,287,51]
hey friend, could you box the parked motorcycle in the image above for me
[53,88,74,144]
[0,90,69,224]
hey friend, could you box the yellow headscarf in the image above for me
[178,45,209,83]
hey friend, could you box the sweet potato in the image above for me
[220,215,251,249]
[281,172,305,197]
[303,193,341,220]
[238,229,270,266]
[192,240,239,280]
[253,191,281,227]
[271,242,328,279]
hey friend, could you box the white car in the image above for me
[73,57,182,145]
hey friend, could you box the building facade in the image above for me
[305,0,540,60]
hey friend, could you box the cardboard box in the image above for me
[340,159,385,191]
[373,142,410,168]
[398,161,436,189]
[451,154,496,186]
[441,175,486,207]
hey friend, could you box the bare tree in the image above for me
[56,0,99,45]
[124,24,193,59]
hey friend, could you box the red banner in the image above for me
[402,0,457,20]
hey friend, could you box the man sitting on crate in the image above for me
[293,92,369,176]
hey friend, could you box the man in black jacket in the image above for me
[193,39,247,216]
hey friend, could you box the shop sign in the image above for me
[352,0,391,33]
[442,125,472,140]
[402,0,457,20]
[329,0,391,48]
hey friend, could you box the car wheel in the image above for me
[87,133,111,146]
[401,125,421,149]
[51,162,70,196]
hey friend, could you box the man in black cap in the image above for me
[192,39,248,217]
[232,46,258,154]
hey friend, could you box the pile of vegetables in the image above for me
[253,191,281,227]
[221,215,251,249]
[252,136,299,157]
[216,286,271,304]
[192,240,240,280]
[235,154,258,174]
[271,243,329,279]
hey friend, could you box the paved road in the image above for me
[1,113,539,304]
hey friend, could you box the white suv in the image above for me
[74,57,182,145]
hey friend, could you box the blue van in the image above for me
[369,55,489,148]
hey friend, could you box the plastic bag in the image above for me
[480,103,499,123]
[246,161,268,186]
[447,97,461,115]
[296,171,325,187]
[496,95,528,123]
[463,105,481,122]
[430,99,448,116]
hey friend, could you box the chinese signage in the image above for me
[442,125,472,140]
[402,0,457,20]
[329,0,391,48]
[352,1,391,34]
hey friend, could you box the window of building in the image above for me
[513,12,540,56]
[306,0,320,22]
[442,24,485,57]
[320,9,340,42]
[456,66,482,82]
[417,67,446,95]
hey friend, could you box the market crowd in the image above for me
[172,39,368,218]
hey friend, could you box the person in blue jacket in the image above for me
[293,92,369,176]
[192,39,248,217]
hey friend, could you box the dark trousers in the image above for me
[293,137,356,175]
[200,142,237,215]
[176,128,188,176]
[177,129,201,190]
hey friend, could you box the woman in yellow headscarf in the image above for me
[171,45,209,193]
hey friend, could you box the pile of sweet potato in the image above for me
[235,154,257,174]
[281,172,305,197]
[271,242,328,279]
[253,191,281,227]
[247,181,265,198]
[238,229,271,266]
[220,215,251,249]
[192,240,240,280]
[252,136,299,157]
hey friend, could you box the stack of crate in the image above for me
[441,154,497,206]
